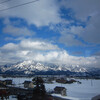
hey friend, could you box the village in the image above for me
[0,76,81,100]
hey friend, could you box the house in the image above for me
[56,78,67,84]
[23,81,34,88]
[54,86,67,96]
[66,79,77,84]
[0,83,7,88]
[4,80,12,85]
[0,80,4,84]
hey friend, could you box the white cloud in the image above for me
[19,39,59,50]
[1,43,18,52]
[0,0,61,27]
[0,39,100,68]
[1,0,100,45]
[1,39,59,52]
[0,39,59,64]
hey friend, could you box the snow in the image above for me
[45,79,100,100]
[0,76,100,100]
[0,60,89,73]
[52,94,79,100]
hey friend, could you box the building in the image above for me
[54,86,67,96]
[4,80,12,85]
[66,79,77,84]
[23,81,34,88]
[0,83,7,88]
[56,78,67,84]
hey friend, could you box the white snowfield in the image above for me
[0,76,100,100]
[52,93,79,100]
[45,79,100,100]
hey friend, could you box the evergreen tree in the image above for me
[32,77,46,99]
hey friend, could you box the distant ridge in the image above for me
[0,60,100,77]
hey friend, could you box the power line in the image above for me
[0,0,39,12]
[0,0,11,5]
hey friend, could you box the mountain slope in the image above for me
[0,60,100,76]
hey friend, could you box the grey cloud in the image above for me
[71,51,83,55]
[59,0,100,44]
[80,14,100,44]
[3,25,34,37]
[61,0,100,21]
[59,34,83,46]
[0,0,61,27]
[93,51,100,56]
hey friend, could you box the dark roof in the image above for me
[24,81,31,84]
[5,79,12,81]
[54,86,66,91]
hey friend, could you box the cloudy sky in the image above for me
[0,0,100,67]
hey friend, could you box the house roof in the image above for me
[24,81,32,84]
[54,86,66,91]
[5,79,12,81]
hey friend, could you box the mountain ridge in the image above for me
[0,60,100,77]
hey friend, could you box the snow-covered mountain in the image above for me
[0,60,100,76]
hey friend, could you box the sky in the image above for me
[0,0,100,67]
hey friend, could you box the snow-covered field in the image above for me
[0,76,100,100]
[45,79,100,100]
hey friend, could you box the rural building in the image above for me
[66,79,77,84]
[56,78,67,84]
[24,81,34,88]
[4,80,12,85]
[54,86,67,96]
[0,83,7,88]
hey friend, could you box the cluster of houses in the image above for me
[23,80,67,96]
[56,77,80,84]
[22,76,80,96]
[0,76,80,99]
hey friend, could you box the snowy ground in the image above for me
[0,76,100,100]
[45,79,100,100]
